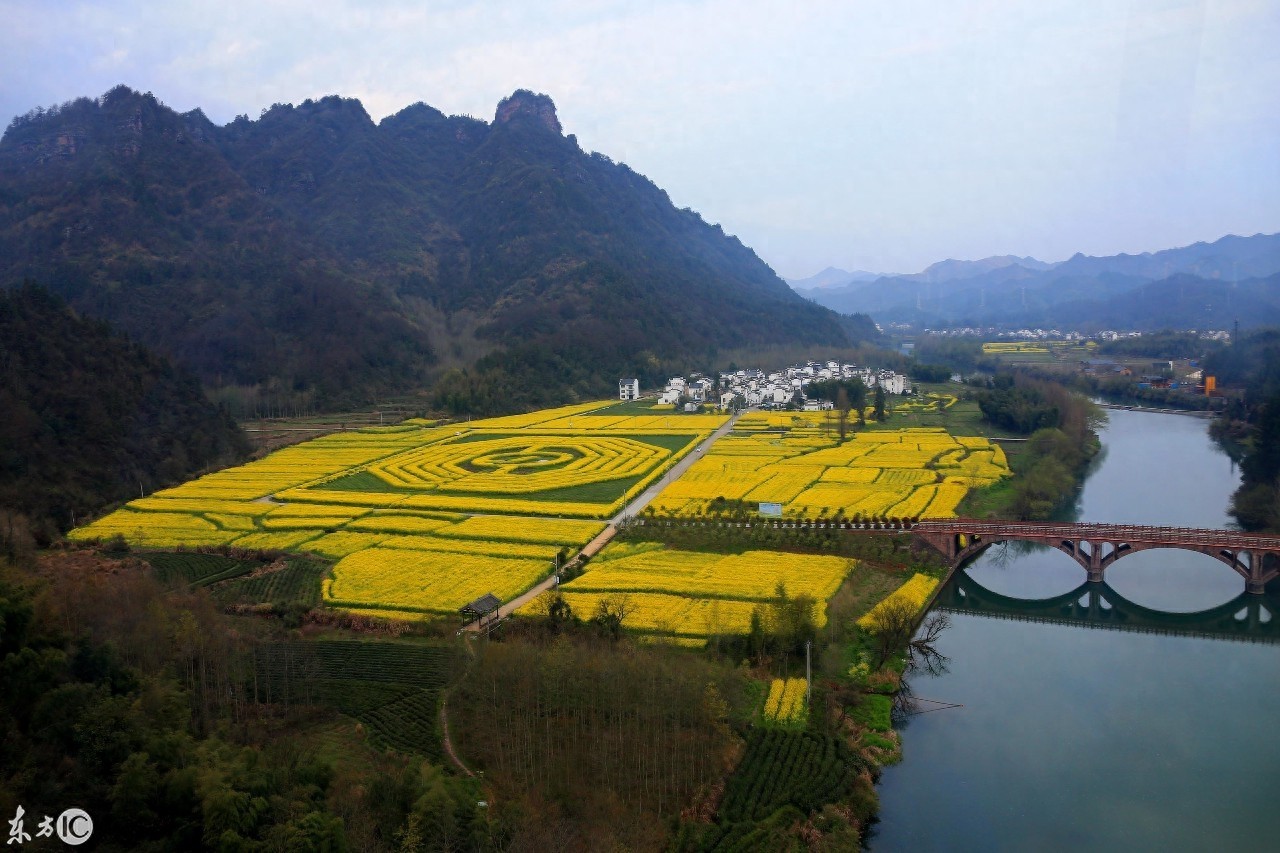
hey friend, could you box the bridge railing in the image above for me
[912,519,1280,549]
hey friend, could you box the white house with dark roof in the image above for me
[618,377,640,400]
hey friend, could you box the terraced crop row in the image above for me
[255,640,463,687]
[717,729,859,824]
[142,552,257,587]
[359,688,447,759]
[211,559,327,608]
[366,435,669,494]
[250,640,464,758]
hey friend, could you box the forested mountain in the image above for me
[798,233,1280,330]
[0,285,249,545]
[0,86,868,410]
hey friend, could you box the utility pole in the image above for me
[805,640,812,707]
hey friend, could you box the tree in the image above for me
[532,589,577,634]
[749,608,767,666]
[873,384,886,422]
[1010,453,1073,520]
[864,597,918,669]
[836,387,851,440]
[908,361,953,382]
[589,594,631,640]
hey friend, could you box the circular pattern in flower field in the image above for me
[369,435,672,494]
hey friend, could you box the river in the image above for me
[871,408,1280,851]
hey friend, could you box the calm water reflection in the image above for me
[871,409,1280,852]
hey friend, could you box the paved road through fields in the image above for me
[462,411,742,629]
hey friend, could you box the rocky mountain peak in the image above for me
[494,90,561,134]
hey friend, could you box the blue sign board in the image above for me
[758,502,783,517]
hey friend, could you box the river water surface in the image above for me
[871,409,1280,851]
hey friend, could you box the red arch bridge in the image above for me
[911,519,1280,595]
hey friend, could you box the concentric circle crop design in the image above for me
[367,435,671,494]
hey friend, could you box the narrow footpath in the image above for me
[461,411,742,630]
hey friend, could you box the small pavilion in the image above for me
[460,593,502,632]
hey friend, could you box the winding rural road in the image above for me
[461,411,742,629]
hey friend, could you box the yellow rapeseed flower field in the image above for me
[566,548,852,604]
[857,573,940,629]
[326,548,552,614]
[532,545,857,641]
[432,515,605,545]
[377,535,561,560]
[345,514,455,535]
[764,678,807,723]
[554,591,762,639]
[299,532,391,559]
[232,531,326,550]
[67,401,1002,625]
[648,425,1009,519]
[69,401,728,617]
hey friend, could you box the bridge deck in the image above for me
[913,519,1280,551]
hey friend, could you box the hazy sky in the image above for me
[3,0,1277,278]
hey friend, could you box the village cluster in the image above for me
[926,327,1232,342]
[621,361,913,410]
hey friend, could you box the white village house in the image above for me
[618,377,640,401]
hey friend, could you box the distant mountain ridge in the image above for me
[903,254,1057,282]
[0,86,869,410]
[795,233,1280,329]
[786,267,885,290]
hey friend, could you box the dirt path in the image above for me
[439,636,478,777]
[438,692,474,777]
[459,411,742,631]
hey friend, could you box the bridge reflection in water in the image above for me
[935,568,1279,644]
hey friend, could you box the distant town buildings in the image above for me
[649,360,913,411]
[924,327,1231,343]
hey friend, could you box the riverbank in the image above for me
[959,426,1101,520]
[873,407,1280,851]
[1095,401,1215,418]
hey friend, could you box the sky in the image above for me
[3,0,1277,279]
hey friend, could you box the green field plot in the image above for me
[717,729,861,823]
[312,469,419,493]
[211,558,329,608]
[142,552,257,587]
[356,689,448,756]
[251,640,466,759]
[676,728,866,850]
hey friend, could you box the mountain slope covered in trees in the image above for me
[0,86,870,410]
[0,285,249,545]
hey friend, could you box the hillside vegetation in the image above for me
[1205,330,1280,530]
[0,285,248,547]
[0,87,872,412]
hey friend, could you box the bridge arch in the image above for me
[936,569,1279,643]
[914,520,1280,595]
